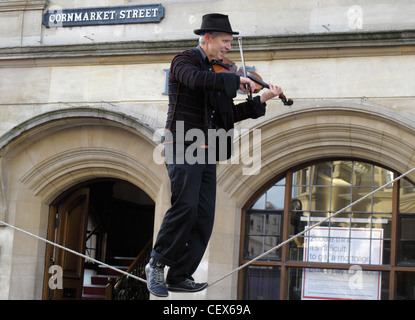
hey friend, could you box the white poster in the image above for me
[301,227,383,300]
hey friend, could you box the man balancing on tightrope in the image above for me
[145,13,283,297]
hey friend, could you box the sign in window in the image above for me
[302,226,383,300]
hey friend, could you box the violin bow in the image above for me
[237,37,294,106]
[238,37,253,100]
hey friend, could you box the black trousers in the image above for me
[151,146,217,284]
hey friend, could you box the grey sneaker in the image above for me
[145,258,168,297]
[167,278,208,293]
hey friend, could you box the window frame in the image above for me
[238,159,415,300]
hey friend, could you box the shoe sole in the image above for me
[167,282,208,293]
[147,287,169,298]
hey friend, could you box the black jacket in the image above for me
[164,47,266,159]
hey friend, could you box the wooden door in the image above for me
[44,188,90,300]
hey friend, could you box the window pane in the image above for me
[398,215,415,265]
[251,193,265,209]
[333,160,352,185]
[400,179,415,214]
[244,211,283,261]
[312,186,331,211]
[314,161,332,185]
[399,178,415,265]
[373,189,393,213]
[266,185,285,210]
[383,239,391,265]
[248,213,265,234]
[398,241,415,265]
[401,217,415,240]
[251,178,285,210]
[244,236,281,261]
[276,177,286,186]
[292,166,311,187]
[353,162,373,187]
[265,214,282,236]
[243,266,280,300]
[396,272,415,300]
[351,187,373,212]
[331,186,351,212]
[374,165,393,187]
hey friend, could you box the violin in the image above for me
[212,57,293,106]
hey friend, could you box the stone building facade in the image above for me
[1,0,415,300]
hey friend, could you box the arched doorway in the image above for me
[43,179,154,300]
[0,108,170,299]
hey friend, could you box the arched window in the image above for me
[240,160,415,300]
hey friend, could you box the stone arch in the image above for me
[0,107,167,205]
[217,103,415,207]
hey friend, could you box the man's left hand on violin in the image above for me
[260,83,283,104]
[239,77,284,104]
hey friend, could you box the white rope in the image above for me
[207,166,415,287]
[0,219,147,284]
[1,167,415,291]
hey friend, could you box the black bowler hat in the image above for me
[194,13,239,35]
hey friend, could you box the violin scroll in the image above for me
[245,70,294,106]
[279,94,293,106]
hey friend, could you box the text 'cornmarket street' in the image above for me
[43,4,164,28]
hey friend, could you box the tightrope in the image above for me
[0,219,147,284]
[1,167,415,290]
